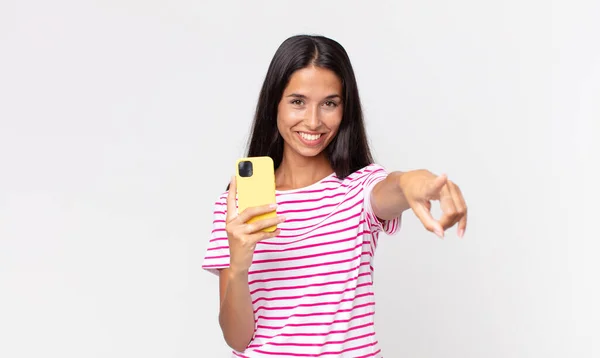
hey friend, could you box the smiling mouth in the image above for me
[298,132,322,141]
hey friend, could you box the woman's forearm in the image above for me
[219,269,256,352]
[370,171,410,220]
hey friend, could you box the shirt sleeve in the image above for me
[201,193,231,276]
[362,164,402,235]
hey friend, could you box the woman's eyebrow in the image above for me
[286,93,307,98]
[286,93,342,99]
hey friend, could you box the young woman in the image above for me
[202,34,467,357]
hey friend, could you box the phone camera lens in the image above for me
[238,161,253,177]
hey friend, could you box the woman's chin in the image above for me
[285,144,326,159]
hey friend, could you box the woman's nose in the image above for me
[305,106,321,129]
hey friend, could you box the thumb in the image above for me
[226,175,238,222]
[412,200,445,238]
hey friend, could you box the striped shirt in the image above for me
[202,164,401,357]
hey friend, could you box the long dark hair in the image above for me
[245,34,374,180]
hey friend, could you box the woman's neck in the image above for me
[275,150,333,191]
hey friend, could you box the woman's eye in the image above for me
[291,99,304,105]
[324,101,338,107]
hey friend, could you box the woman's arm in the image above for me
[217,176,283,352]
[218,267,255,352]
[369,171,410,220]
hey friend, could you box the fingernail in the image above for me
[279,216,286,222]
[458,229,465,238]
[435,228,444,238]
[269,203,278,209]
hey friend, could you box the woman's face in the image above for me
[277,66,343,159]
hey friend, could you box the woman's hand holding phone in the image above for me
[225,176,285,274]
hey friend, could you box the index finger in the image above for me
[425,174,448,201]
[437,184,459,230]
[226,176,238,222]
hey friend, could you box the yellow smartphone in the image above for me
[235,156,277,232]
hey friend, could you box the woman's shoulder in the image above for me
[343,163,389,184]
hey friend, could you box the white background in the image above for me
[1,0,598,357]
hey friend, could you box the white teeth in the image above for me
[299,132,322,141]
